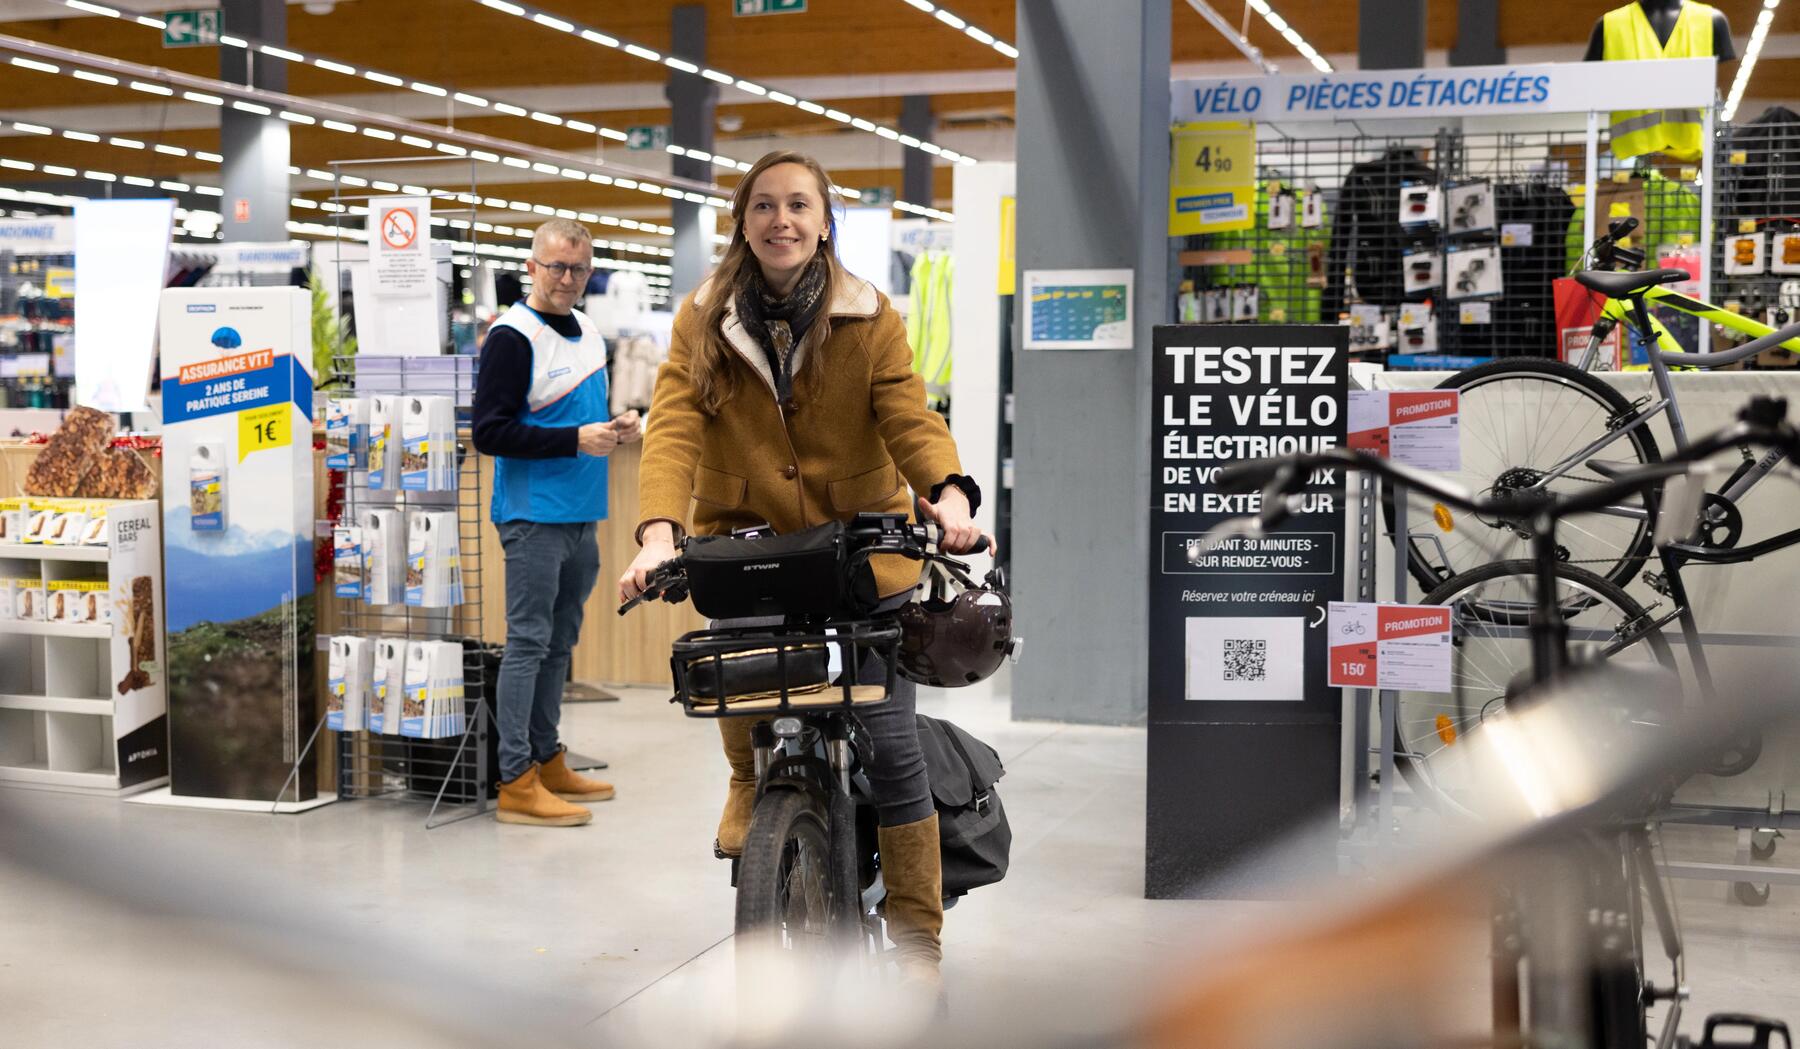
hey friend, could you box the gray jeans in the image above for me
[497,520,600,782]
[716,600,932,828]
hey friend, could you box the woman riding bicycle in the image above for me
[618,150,990,993]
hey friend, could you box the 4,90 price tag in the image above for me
[237,402,291,461]
[1169,121,1255,236]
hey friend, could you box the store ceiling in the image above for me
[0,0,1795,250]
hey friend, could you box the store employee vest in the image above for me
[1602,1,1713,162]
[488,301,610,524]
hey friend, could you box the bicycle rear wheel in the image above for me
[1393,560,1675,815]
[1382,358,1662,594]
[736,786,858,959]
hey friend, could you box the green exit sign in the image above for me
[162,8,221,47]
[735,0,806,15]
[625,125,669,152]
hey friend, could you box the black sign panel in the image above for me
[1145,325,1348,899]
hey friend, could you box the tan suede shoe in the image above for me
[497,763,592,826]
[540,747,616,802]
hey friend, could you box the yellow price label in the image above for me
[1608,201,1635,218]
[1677,233,1695,246]
[237,402,291,461]
[1680,167,1698,182]
[1612,171,1632,184]
[1269,307,1287,322]
[1732,151,1748,165]
[1269,241,1287,257]
[1741,219,1759,233]
[1169,121,1255,235]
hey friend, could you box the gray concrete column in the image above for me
[667,4,717,302]
[1359,0,1426,70]
[1450,0,1504,67]
[219,0,289,242]
[899,95,933,206]
[1011,0,1169,725]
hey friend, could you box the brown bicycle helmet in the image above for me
[895,560,1017,687]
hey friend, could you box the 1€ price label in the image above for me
[238,402,291,461]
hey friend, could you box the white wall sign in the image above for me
[0,215,74,254]
[369,196,432,297]
[1172,57,1715,124]
[1021,268,1133,350]
[74,198,174,413]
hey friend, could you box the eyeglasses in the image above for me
[532,259,593,282]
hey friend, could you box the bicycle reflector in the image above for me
[1433,504,1455,532]
[1435,714,1458,746]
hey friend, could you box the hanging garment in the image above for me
[1600,1,1714,161]
[907,251,954,395]
[1565,170,1701,271]
[1717,105,1800,222]
[609,333,666,416]
[1324,148,1438,316]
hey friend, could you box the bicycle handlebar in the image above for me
[1209,397,1800,542]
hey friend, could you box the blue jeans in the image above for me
[497,520,600,782]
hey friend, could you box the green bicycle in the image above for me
[1386,216,1800,592]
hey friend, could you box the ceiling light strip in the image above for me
[1242,0,1332,73]
[1723,0,1781,122]
[468,0,977,165]
[892,0,1017,60]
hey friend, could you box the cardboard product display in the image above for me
[326,635,374,733]
[23,405,113,497]
[367,395,399,491]
[369,637,407,735]
[324,397,369,470]
[405,510,463,607]
[187,443,226,532]
[360,508,406,606]
[401,640,465,739]
[332,526,365,599]
[58,579,110,624]
[399,395,456,491]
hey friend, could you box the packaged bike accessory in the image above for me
[1446,245,1503,301]
[1402,250,1442,296]
[1726,233,1766,276]
[1228,284,1259,321]
[401,640,465,739]
[1301,189,1323,229]
[400,396,456,491]
[360,509,406,606]
[405,511,463,607]
[1266,191,1294,231]
[1348,304,1392,352]
[324,397,369,469]
[332,525,365,599]
[1201,286,1228,323]
[1772,233,1800,275]
[1398,180,1441,229]
[366,395,398,491]
[326,635,374,733]
[1397,303,1438,352]
[1445,180,1494,234]
[188,443,225,531]
[681,520,877,620]
[369,637,407,734]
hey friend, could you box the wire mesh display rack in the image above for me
[1175,125,1708,367]
[1712,107,1800,368]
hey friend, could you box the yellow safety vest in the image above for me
[1601,1,1713,162]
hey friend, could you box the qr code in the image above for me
[1222,639,1267,682]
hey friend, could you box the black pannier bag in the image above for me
[681,521,878,620]
[916,714,1011,898]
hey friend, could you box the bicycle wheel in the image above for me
[1392,560,1675,815]
[1382,358,1662,594]
[736,786,854,958]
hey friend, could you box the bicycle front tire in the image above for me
[735,786,857,957]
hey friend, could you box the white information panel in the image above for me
[1022,268,1133,350]
[1346,389,1460,471]
[74,198,174,413]
[1327,602,1452,694]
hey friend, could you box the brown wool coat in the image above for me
[637,272,964,598]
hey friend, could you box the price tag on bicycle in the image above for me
[1327,602,1452,694]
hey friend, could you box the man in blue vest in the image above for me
[473,218,639,827]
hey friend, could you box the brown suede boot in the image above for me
[715,717,759,857]
[539,746,615,802]
[878,812,944,991]
[497,763,592,826]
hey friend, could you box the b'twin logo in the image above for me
[743,563,779,571]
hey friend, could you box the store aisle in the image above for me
[2,688,1798,1048]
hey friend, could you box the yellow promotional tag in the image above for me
[1680,167,1698,182]
[1608,201,1634,218]
[1732,151,1748,165]
[238,402,292,461]
[1741,219,1759,233]
[1677,233,1695,246]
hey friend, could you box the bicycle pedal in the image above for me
[1644,571,1671,596]
[1693,1013,1792,1049]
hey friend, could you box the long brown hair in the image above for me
[691,150,845,416]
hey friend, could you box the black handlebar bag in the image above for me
[681,521,879,620]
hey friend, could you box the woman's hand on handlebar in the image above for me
[918,486,996,556]
[620,524,678,603]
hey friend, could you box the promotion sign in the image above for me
[1346,389,1460,471]
[1146,325,1347,899]
[1169,122,1255,236]
[1327,602,1453,693]
[1172,57,1715,124]
[158,287,317,802]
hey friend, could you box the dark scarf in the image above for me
[735,251,829,408]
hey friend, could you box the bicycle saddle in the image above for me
[1574,267,1689,298]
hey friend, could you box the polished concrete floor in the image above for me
[1,686,1797,1048]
